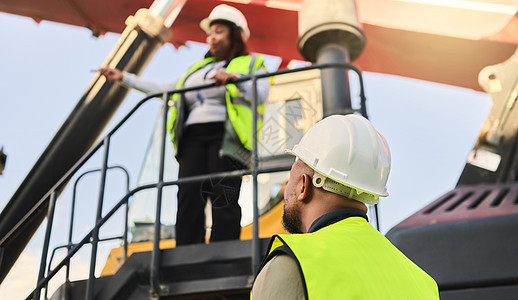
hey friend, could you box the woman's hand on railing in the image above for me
[98,67,124,82]
[210,70,240,86]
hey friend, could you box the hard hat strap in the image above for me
[312,173,379,205]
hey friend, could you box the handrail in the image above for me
[85,136,110,300]
[45,235,125,299]
[150,91,169,297]
[69,166,130,283]
[33,191,57,300]
[42,166,129,299]
[47,235,125,279]
[0,95,158,249]
[251,71,261,273]
[3,62,366,249]
[18,62,367,299]
[143,62,368,118]
[25,167,293,299]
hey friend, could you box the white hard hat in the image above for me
[200,4,250,40]
[286,115,391,205]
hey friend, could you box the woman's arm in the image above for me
[208,66,270,104]
[121,72,178,94]
[98,67,177,94]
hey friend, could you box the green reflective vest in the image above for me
[166,54,265,164]
[261,217,440,300]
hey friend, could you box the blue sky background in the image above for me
[0,11,492,299]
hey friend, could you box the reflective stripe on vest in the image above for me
[166,55,265,150]
[264,217,440,300]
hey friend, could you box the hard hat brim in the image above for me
[285,149,296,157]
[199,18,211,34]
[199,18,250,40]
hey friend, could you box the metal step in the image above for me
[50,239,270,300]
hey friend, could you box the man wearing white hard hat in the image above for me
[100,5,269,245]
[251,115,439,299]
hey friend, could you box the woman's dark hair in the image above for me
[204,20,249,64]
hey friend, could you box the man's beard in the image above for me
[282,205,303,234]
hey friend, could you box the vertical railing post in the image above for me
[65,173,82,288]
[122,168,130,262]
[373,204,380,231]
[85,137,111,300]
[251,74,261,273]
[358,75,368,119]
[34,190,58,300]
[356,73,376,229]
[150,93,169,297]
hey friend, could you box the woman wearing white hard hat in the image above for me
[99,5,269,246]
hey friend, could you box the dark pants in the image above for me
[176,122,243,245]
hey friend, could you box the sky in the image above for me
[0,11,493,299]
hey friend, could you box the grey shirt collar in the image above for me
[308,208,368,233]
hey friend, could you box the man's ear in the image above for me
[297,173,312,202]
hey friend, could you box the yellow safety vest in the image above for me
[261,217,440,300]
[166,55,265,163]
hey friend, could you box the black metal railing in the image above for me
[0,62,367,300]
[43,166,130,300]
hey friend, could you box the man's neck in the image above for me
[301,194,367,233]
[307,208,368,233]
